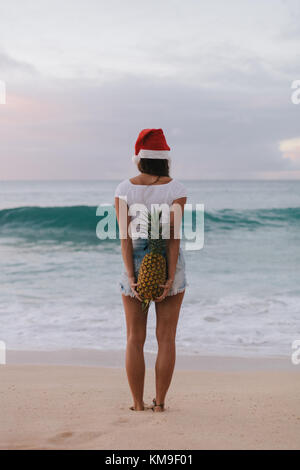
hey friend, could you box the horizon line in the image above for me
[1,178,300,183]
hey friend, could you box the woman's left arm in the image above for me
[155,196,187,302]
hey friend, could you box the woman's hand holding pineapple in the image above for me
[128,275,143,302]
[155,278,174,302]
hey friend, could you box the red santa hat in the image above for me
[132,128,171,164]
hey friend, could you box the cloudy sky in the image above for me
[1,0,300,180]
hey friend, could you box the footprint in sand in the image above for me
[113,417,129,425]
[48,431,102,446]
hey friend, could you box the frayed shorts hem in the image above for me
[120,284,187,299]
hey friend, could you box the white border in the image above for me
[132,149,170,163]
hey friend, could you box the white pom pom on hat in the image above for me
[132,128,171,164]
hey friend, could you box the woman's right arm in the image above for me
[115,196,142,301]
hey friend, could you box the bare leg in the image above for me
[154,291,185,411]
[122,294,148,410]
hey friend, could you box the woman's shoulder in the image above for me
[114,179,131,198]
[169,179,187,198]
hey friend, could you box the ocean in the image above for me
[0,180,299,358]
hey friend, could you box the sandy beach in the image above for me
[0,350,299,450]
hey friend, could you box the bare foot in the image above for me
[152,398,165,412]
[153,405,164,412]
[129,401,145,411]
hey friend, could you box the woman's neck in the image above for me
[129,173,172,186]
[142,173,160,184]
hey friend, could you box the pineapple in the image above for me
[136,209,167,313]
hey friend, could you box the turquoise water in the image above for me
[0,180,300,357]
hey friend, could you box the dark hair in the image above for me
[137,158,169,177]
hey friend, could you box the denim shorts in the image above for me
[119,238,187,298]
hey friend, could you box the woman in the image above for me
[114,128,187,412]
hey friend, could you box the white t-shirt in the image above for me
[114,179,187,239]
[114,178,187,210]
